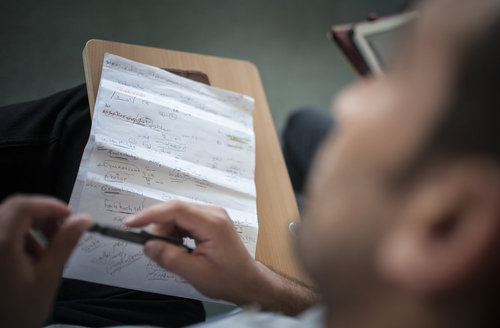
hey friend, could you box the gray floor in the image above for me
[0,0,408,318]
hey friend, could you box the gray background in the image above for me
[0,0,409,136]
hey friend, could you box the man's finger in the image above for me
[37,215,93,282]
[126,201,223,240]
[33,219,60,242]
[125,201,196,226]
[1,195,71,244]
[144,240,206,281]
[24,230,45,259]
[149,222,183,238]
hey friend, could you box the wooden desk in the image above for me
[83,39,306,282]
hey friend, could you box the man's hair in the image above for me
[423,18,500,164]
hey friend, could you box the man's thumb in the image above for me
[144,240,193,275]
[39,215,93,279]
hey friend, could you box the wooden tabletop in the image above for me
[82,39,307,282]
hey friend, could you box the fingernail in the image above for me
[74,216,94,232]
[144,241,161,259]
[124,216,136,224]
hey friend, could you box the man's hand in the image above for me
[126,200,262,304]
[0,195,92,328]
[126,200,319,315]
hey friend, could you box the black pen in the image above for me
[88,223,194,253]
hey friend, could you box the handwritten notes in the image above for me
[64,53,257,302]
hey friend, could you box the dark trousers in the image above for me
[282,108,334,211]
[0,86,332,326]
[0,85,204,327]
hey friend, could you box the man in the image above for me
[1,0,500,326]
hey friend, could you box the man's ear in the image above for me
[377,160,500,293]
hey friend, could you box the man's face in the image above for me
[296,36,455,301]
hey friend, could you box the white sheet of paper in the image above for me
[64,53,258,302]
